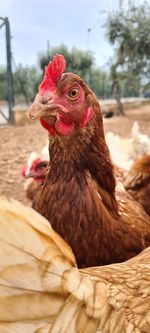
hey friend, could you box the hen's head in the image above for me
[21,152,42,178]
[22,153,48,183]
[26,160,49,182]
[28,54,100,137]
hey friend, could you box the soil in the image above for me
[0,104,150,204]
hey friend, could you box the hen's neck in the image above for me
[47,109,118,215]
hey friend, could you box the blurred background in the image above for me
[0,0,150,204]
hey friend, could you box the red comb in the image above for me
[39,54,66,92]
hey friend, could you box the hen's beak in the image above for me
[27,93,58,120]
[25,171,35,178]
[27,93,68,120]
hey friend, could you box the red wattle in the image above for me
[55,118,75,136]
[80,106,94,128]
[40,118,55,136]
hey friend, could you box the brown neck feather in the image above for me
[47,98,118,215]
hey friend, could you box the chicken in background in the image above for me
[105,121,150,171]
[21,151,49,201]
[124,154,150,216]
[40,138,50,161]
[27,54,150,269]
[131,121,150,158]
[0,197,150,333]
[105,131,134,171]
[21,152,42,178]
[24,160,49,201]
[21,140,49,180]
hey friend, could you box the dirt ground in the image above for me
[0,103,150,204]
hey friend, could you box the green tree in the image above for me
[0,50,111,103]
[90,68,111,98]
[105,0,150,113]
[38,44,94,84]
[13,65,40,103]
[0,67,8,100]
[38,44,111,98]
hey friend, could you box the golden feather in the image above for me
[0,197,150,332]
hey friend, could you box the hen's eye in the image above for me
[67,88,79,99]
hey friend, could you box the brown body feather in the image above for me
[33,94,150,268]
[124,155,150,216]
[25,178,42,201]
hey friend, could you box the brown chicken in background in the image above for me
[28,54,150,268]
[124,154,150,216]
[113,164,127,183]
[0,197,150,333]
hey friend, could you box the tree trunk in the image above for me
[112,79,125,116]
[115,97,124,115]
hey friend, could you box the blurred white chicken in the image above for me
[131,121,150,158]
[40,139,49,161]
[105,121,150,170]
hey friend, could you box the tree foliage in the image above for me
[38,44,111,98]
[105,0,150,94]
[0,67,8,100]
[38,44,94,84]
[0,46,111,103]
[90,68,111,98]
[13,65,40,103]
[103,0,150,114]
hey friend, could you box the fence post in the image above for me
[5,17,14,124]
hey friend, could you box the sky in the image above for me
[0,0,147,70]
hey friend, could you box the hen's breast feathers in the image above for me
[33,132,150,268]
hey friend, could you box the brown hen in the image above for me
[28,54,150,268]
[124,154,150,216]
